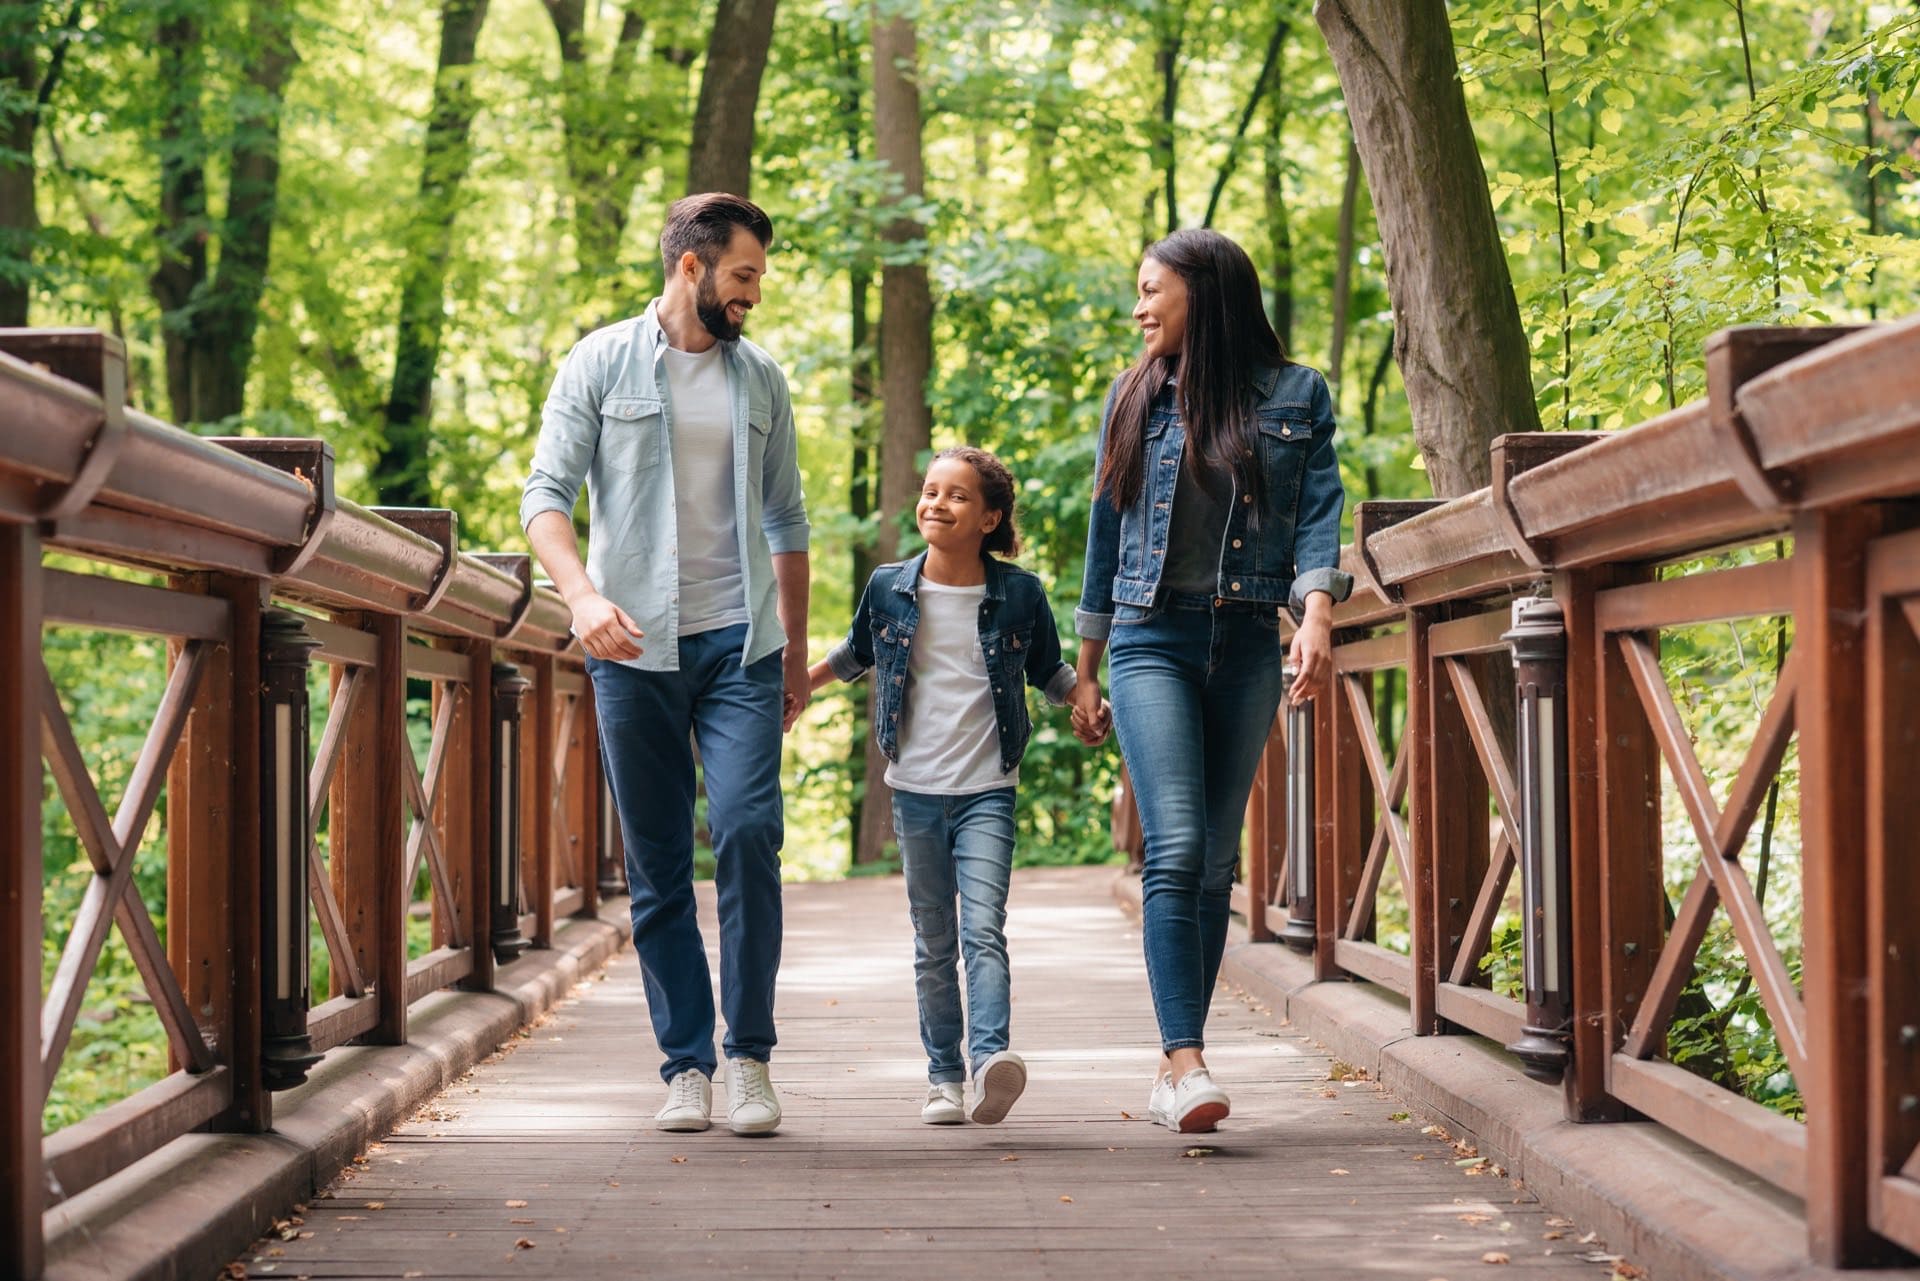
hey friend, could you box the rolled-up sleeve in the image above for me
[825,573,878,682]
[1074,380,1123,640]
[521,338,604,531]
[1288,369,1355,617]
[761,368,810,554]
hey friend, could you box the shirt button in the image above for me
[1232,538,1243,548]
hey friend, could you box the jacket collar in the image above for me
[892,550,1007,602]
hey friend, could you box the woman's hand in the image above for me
[1069,675,1106,741]
[1286,593,1334,705]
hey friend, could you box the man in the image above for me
[522,193,810,1136]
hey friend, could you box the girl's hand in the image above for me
[1287,595,1334,705]
[1069,675,1104,734]
[1072,697,1113,746]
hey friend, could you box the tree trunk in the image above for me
[150,7,210,424]
[0,4,42,328]
[192,2,297,423]
[1313,0,1539,495]
[686,0,778,196]
[868,8,933,861]
[1151,9,1182,237]
[1326,131,1361,397]
[1260,51,1294,350]
[375,0,491,507]
[1202,8,1288,230]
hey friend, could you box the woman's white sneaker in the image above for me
[968,1051,1027,1125]
[1147,1072,1175,1128]
[656,1069,712,1132]
[1171,1068,1230,1133]
[725,1058,782,1135]
[922,1082,965,1125]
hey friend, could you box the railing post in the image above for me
[490,663,532,964]
[259,611,322,1091]
[169,574,269,1131]
[528,653,556,947]
[596,758,626,901]
[1277,665,1316,953]
[460,639,496,992]
[1325,656,1371,978]
[1796,506,1883,1264]
[1503,597,1574,1082]
[1557,567,1618,1121]
[574,684,601,918]
[330,612,408,1046]
[2,525,44,1280]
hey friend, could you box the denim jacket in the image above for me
[1075,361,1353,638]
[826,552,1077,774]
[520,300,810,671]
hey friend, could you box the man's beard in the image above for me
[695,269,745,342]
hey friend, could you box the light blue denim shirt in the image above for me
[520,300,810,671]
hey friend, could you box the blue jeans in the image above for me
[890,787,1017,1083]
[1108,598,1284,1051]
[588,624,785,1083]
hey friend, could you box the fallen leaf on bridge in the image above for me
[364,1201,385,1211]
[514,1237,536,1250]
[999,1154,1019,1162]
[1059,1195,1074,1203]
[669,1156,687,1164]
[1329,1168,1350,1176]
[1480,1251,1510,1265]
[1182,1148,1213,1158]
[505,1199,529,1208]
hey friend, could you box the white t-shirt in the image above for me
[885,579,1016,796]
[663,343,748,637]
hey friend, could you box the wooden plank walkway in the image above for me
[238,868,1627,1280]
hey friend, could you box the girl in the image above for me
[1070,229,1352,1134]
[811,446,1108,1125]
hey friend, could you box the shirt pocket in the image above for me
[599,396,664,473]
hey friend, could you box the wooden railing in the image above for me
[1234,316,1920,1266]
[0,329,622,1280]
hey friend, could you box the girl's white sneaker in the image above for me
[968,1051,1027,1125]
[922,1082,965,1124]
[1171,1068,1230,1133]
[656,1068,712,1132]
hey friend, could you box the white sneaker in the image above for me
[921,1082,965,1125]
[726,1058,782,1135]
[968,1050,1027,1126]
[1171,1068,1230,1134]
[1147,1072,1175,1128]
[656,1069,711,1132]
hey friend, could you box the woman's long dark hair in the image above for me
[1096,229,1288,509]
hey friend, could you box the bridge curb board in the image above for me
[1114,872,1918,1281]
[39,908,628,1281]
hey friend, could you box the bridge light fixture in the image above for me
[490,662,533,965]
[260,609,324,1091]
[1503,596,1574,1083]
[1277,664,1318,954]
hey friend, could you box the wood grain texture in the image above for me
[234,869,1604,1279]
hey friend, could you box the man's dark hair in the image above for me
[660,192,773,277]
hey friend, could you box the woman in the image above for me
[1070,228,1351,1134]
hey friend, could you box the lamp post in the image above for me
[490,662,533,965]
[260,610,323,1090]
[1277,664,1318,953]
[1503,596,1573,1082]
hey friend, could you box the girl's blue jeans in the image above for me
[889,786,1018,1083]
[1108,596,1284,1051]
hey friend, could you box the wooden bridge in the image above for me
[3,318,1920,1279]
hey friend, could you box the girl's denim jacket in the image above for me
[1075,361,1354,638]
[826,552,1077,775]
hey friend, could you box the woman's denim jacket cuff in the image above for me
[1074,607,1113,641]
[1288,567,1356,619]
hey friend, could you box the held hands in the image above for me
[1069,679,1113,746]
[569,591,645,661]
[782,647,811,732]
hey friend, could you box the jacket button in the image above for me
[1242,494,1252,504]
[1214,597,1225,607]
[1232,538,1243,548]
[1281,426,1292,437]
[1230,582,1242,592]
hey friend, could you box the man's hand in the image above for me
[1287,593,1334,705]
[569,591,645,661]
[782,646,811,732]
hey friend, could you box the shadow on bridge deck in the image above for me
[228,867,1610,1280]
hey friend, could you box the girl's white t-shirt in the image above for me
[884,579,1017,796]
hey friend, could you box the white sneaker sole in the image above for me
[656,1113,710,1133]
[1175,1095,1229,1133]
[969,1053,1027,1126]
[728,1111,780,1136]
[922,1105,965,1125]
